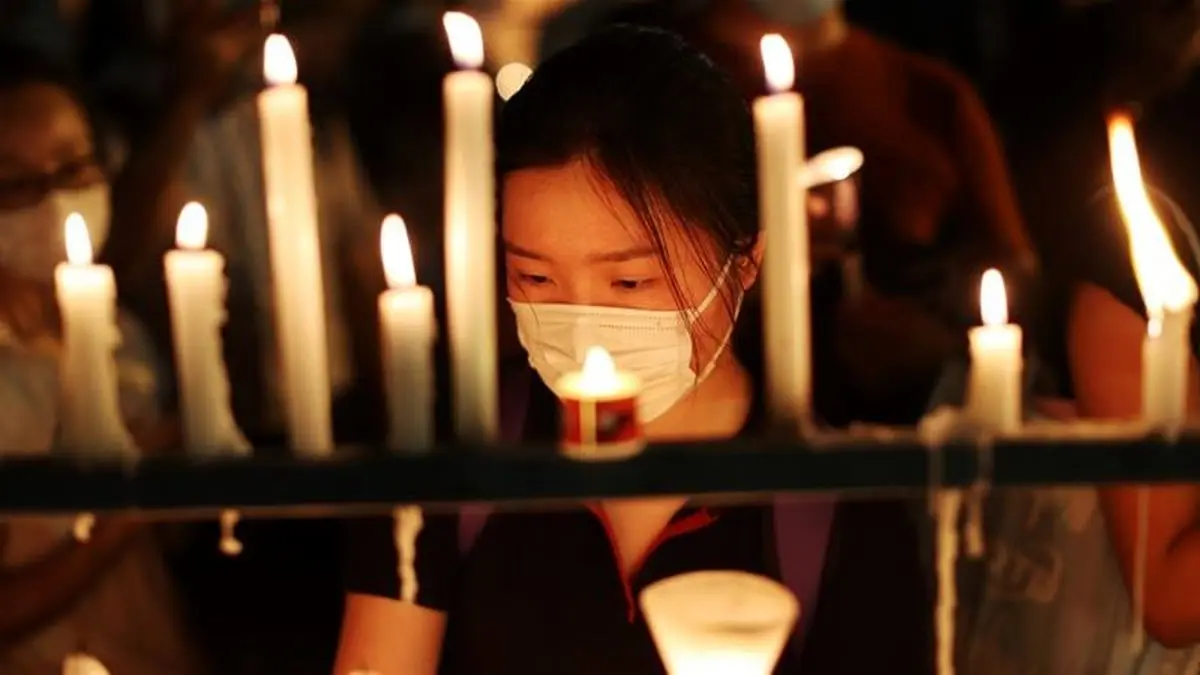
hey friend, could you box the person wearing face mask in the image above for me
[0,43,206,675]
[336,27,933,675]
[537,0,1037,427]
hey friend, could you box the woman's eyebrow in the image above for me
[586,246,657,263]
[503,240,549,260]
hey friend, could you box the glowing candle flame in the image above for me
[980,268,1008,327]
[760,34,795,93]
[176,202,208,250]
[263,34,298,86]
[443,12,484,70]
[65,213,93,265]
[1107,112,1197,317]
[801,146,864,188]
[381,214,417,289]
[581,346,618,392]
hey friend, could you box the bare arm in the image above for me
[1068,282,1200,648]
[334,593,446,675]
[0,517,143,643]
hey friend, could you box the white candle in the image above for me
[393,505,424,603]
[965,269,1022,433]
[54,213,136,456]
[442,12,499,444]
[379,215,436,453]
[257,34,333,455]
[556,346,643,460]
[1106,113,1198,429]
[641,571,798,675]
[755,34,810,432]
[165,202,250,455]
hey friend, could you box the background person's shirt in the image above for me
[0,312,204,675]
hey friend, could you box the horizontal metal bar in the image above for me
[0,423,1196,515]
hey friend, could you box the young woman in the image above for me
[337,26,932,675]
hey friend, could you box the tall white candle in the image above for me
[442,12,499,444]
[164,202,250,455]
[257,34,333,455]
[965,269,1022,433]
[54,213,136,456]
[1106,113,1198,430]
[379,215,436,452]
[755,34,810,432]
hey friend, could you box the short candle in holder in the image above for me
[556,346,642,461]
[641,570,799,675]
[965,268,1022,433]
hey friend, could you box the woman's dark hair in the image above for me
[497,25,759,324]
[0,41,78,99]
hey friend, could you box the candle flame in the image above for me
[64,212,93,265]
[980,268,1008,327]
[381,214,417,288]
[496,62,533,101]
[176,202,209,250]
[1107,112,1197,317]
[582,346,617,384]
[443,12,485,70]
[263,34,298,86]
[760,34,795,93]
[801,146,864,188]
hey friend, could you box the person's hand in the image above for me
[171,0,265,102]
[0,267,60,345]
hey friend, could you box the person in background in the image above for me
[539,0,1037,425]
[0,41,204,675]
[336,26,932,675]
[958,3,1200,673]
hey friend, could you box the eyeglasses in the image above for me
[0,155,104,211]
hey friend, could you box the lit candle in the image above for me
[641,571,798,675]
[965,269,1023,433]
[755,34,810,432]
[63,653,110,675]
[164,202,250,455]
[442,12,499,444]
[379,215,436,452]
[1107,112,1198,429]
[257,34,333,455]
[54,213,136,456]
[556,346,642,461]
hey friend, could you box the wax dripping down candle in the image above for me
[966,269,1022,433]
[555,346,643,461]
[394,505,424,603]
[54,213,137,456]
[755,34,811,433]
[442,12,499,444]
[258,34,334,455]
[379,215,435,452]
[641,571,799,675]
[935,491,963,675]
[165,202,250,455]
[1106,112,1199,652]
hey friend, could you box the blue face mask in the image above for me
[747,0,842,25]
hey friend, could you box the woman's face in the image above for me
[0,83,100,211]
[502,159,754,366]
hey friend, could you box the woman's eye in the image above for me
[613,278,652,291]
[518,273,551,286]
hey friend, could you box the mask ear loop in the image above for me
[690,256,744,385]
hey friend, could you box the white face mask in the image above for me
[0,184,111,282]
[511,259,743,423]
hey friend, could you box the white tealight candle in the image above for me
[965,269,1023,433]
[379,215,436,453]
[641,571,799,675]
[54,213,136,456]
[442,12,499,445]
[555,346,642,461]
[165,202,250,455]
[257,34,333,455]
[755,34,811,432]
